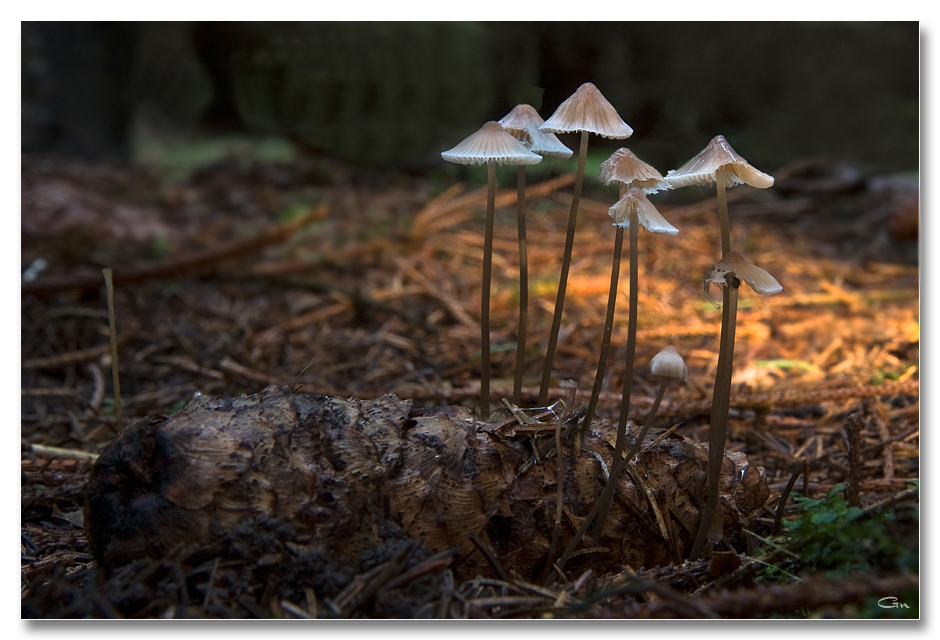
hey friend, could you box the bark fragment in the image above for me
[85,385,769,579]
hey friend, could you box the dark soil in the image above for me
[21,150,919,618]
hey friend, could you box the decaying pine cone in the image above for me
[85,385,770,579]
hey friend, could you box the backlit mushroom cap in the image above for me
[609,187,679,235]
[441,121,543,166]
[539,83,633,139]
[599,148,672,194]
[650,345,688,382]
[704,250,782,295]
[499,104,573,159]
[664,135,774,189]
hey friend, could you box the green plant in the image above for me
[757,483,918,594]
[784,484,917,577]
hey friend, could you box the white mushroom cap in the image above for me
[599,148,672,194]
[609,187,679,235]
[441,121,543,166]
[650,345,688,382]
[664,135,774,189]
[539,83,633,139]
[704,251,782,295]
[498,104,573,159]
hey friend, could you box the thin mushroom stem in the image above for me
[580,227,624,444]
[539,130,589,406]
[480,159,496,417]
[625,379,669,463]
[615,211,640,459]
[512,165,528,406]
[716,166,731,256]
[690,276,739,559]
[553,379,670,577]
[580,184,628,444]
[591,208,639,538]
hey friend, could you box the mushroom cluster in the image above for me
[440,85,779,565]
[663,134,779,559]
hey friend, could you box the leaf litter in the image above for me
[21,153,918,618]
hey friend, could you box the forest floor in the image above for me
[21,147,919,618]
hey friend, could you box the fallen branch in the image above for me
[22,206,327,294]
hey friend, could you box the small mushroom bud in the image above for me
[649,345,689,383]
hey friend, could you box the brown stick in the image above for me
[844,413,865,508]
[102,268,123,430]
[22,205,327,294]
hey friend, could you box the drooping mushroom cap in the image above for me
[441,121,543,166]
[539,83,634,139]
[599,148,672,194]
[499,104,573,160]
[609,187,679,236]
[650,345,688,382]
[704,250,782,295]
[664,135,774,189]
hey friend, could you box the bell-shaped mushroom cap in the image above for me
[705,250,782,295]
[609,187,679,236]
[539,83,634,139]
[441,121,543,166]
[664,135,774,189]
[499,104,573,159]
[650,345,688,382]
[599,148,672,194]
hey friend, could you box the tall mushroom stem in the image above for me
[716,166,731,257]
[580,184,628,443]
[592,208,639,538]
[512,166,529,406]
[480,159,497,417]
[580,227,624,443]
[690,165,735,556]
[691,275,739,559]
[538,130,589,406]
[616,212,640,459]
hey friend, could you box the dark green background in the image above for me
[22,22,919,174]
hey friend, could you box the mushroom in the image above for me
[581,147,679,440]
[582,152,676,446]
[535,83,633,405]
[441,121,541,417]
[624,346,689,480]
[664,135,777,560]
[557,346,690,566]
[704,250,782,296]
[691,251,782,560]
[498,105,573,405]
[664,134,773,257]
[588,180,679,538]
